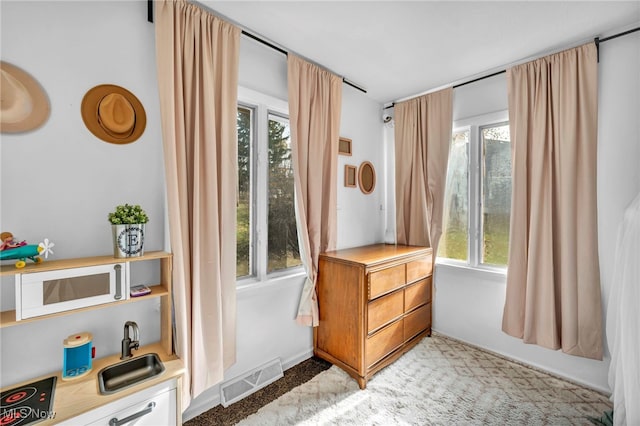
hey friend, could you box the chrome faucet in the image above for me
[121,321,140,359]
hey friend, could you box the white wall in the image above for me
[1,1,163,386]
[597,27,640,312]
[0,2,384,415]
[338,85,386,248]
[434,26,640,393]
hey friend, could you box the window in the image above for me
[439,129,469,262]
[438,112,511,268]
[237,106,252,277]
[480,123,511,265]
[236,89,302,281]
[267,114,301,272]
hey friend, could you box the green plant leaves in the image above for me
[108,204,149,225]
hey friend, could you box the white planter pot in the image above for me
[112,224,145,258]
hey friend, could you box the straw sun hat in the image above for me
[0,61,51,133]
[81,84,146,144]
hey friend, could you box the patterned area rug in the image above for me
[238,335,611,425]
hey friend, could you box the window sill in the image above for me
[435,258,507,283]
[236,267,306,295]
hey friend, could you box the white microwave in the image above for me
[15,262,130,320]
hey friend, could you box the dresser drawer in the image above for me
[366,320,404,368]
[404,303,431,341]
[368,265,405,300]
[367,290,404,334]
[404,277,432,312]
[406,256,432,283]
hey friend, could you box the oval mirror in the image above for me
[358,161,376,195]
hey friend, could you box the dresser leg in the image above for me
[357,377,367,390]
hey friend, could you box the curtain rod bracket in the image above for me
[148,0,153,23]
[594,37,600,63]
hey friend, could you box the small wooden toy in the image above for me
[0,232,54,268]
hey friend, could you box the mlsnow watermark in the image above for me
[1,407,56,421]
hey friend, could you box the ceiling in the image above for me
[201,1,640,104]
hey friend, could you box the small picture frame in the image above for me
[358,161,376,194]
[344,165,357,188]
[339,137,352,156]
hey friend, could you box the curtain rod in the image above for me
[241,30,367,94]
[147,0,367,94]
[594,26,640,62]
[383,25,640,110]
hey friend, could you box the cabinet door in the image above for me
[58,381,177,426]
[88,388,176,426]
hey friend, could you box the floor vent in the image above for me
[220,358,284,407]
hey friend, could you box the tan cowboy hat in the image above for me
[81,84,146,144]
[0,61,51,133]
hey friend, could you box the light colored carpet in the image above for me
[238,335,611,425]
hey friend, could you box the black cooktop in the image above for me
[0,377,56,426]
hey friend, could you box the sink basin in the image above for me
[98,353,165,394]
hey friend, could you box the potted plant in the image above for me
[108,204,148,258]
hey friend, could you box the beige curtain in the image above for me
[394,88,453,259]
[155,0,240,406]
[502,43,602,360]
[287,54,341,326]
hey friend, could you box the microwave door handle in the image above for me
[114,264,122,300]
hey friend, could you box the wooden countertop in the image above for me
[0,343,184,424]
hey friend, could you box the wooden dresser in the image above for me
[314,244,433,389]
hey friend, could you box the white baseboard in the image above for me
[182,348,314,422]
[183,393,220,422]
[432,328,611,395]
[281,348,314,371]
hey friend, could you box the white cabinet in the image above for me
[0,252,183,425]
[88,388,176,426]
[59,380,177,426]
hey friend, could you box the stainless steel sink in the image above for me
[98,353,165,394]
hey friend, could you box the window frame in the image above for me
[236,87,304,287]
[437,110,510,275]
[236,104,256,280]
